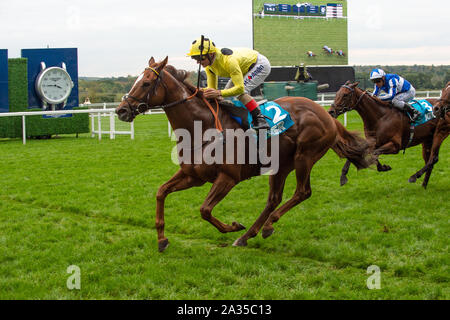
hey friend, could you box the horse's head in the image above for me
[433,81,450,119]
[116,56,168,122]
[328,81,359,118]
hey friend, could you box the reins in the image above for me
[201,97,223,132]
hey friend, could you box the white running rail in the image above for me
[0,108,133,145]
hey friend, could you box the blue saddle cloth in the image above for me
[230,100,295,137]
[410,99,435,126]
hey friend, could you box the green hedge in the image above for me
[0,58,27,138]
[25,107,90,137]
[8,58,28,112]
[1,58,90,139]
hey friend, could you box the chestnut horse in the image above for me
[329,81,439,187]
[116,57,374,251]
[409,82,450,187]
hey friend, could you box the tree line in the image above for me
[79,65,449,103]
[355,65,449,91]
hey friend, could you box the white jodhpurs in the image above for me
[224,53,271,95]
[392,87,416,109]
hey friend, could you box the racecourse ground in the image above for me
[0,112,448,299]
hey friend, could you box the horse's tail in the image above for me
[331,119,376,170]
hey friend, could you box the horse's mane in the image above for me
[365,91,391,107]
[164,64,204,98]
[349,82,391,108]
[164,64,189,82]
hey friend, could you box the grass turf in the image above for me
[0,111,448,299]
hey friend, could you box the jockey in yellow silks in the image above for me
[187,37,271,130]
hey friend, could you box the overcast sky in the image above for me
[1,0,449,77]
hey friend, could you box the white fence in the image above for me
[313,90,442,107]
[1,90,442,144]
[82,102,164,141]
[0,108,135,145]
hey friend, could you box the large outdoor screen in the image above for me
[253,0,348,66]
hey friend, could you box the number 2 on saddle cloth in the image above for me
[220,100,295,137]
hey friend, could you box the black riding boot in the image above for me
[404,103,420,122]
[250,107,270,130]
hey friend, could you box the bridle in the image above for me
[121,65,222,131]
[121,66,201,117]
[331,84,367,117]
[434,86,450,118]
[434,98,450,118]
[121,66,165,117]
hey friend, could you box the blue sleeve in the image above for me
[373,85,380,96]
[379,78,397,101]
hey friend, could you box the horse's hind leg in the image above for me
[261,148,327,239]
[200,172,246,233]
[156,169,205,252]
[233,165,293,247]
[340,160,351,186]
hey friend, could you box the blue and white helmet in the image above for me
[369,68,386,80]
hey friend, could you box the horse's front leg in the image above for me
[156,169,205,252]
[200,172,246,233]
[376,159,392,172]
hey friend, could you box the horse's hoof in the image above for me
[232,238,247,247]
[422,182,428,190]
[261,228,274,239]
[340,176,348,186]
[378,165,392,172]
[408,176,417,183]
[158,238,169,252]
[232,222,246,232]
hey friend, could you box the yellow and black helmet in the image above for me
[187,37,217,57]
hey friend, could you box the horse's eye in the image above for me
[142,82,150,87]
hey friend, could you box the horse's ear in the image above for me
[351,81,360,88]
[344,80,351,85]
[158,56,169,70]
[149,57,155,66]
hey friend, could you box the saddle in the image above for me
[218,99,295,137]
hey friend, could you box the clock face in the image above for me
[36,67,73,104]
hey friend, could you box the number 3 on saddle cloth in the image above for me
[410,99,436,126]
[220,100,295,137]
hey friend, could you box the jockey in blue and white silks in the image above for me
[370,68,420,121]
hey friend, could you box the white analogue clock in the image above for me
[35,63,74,105]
